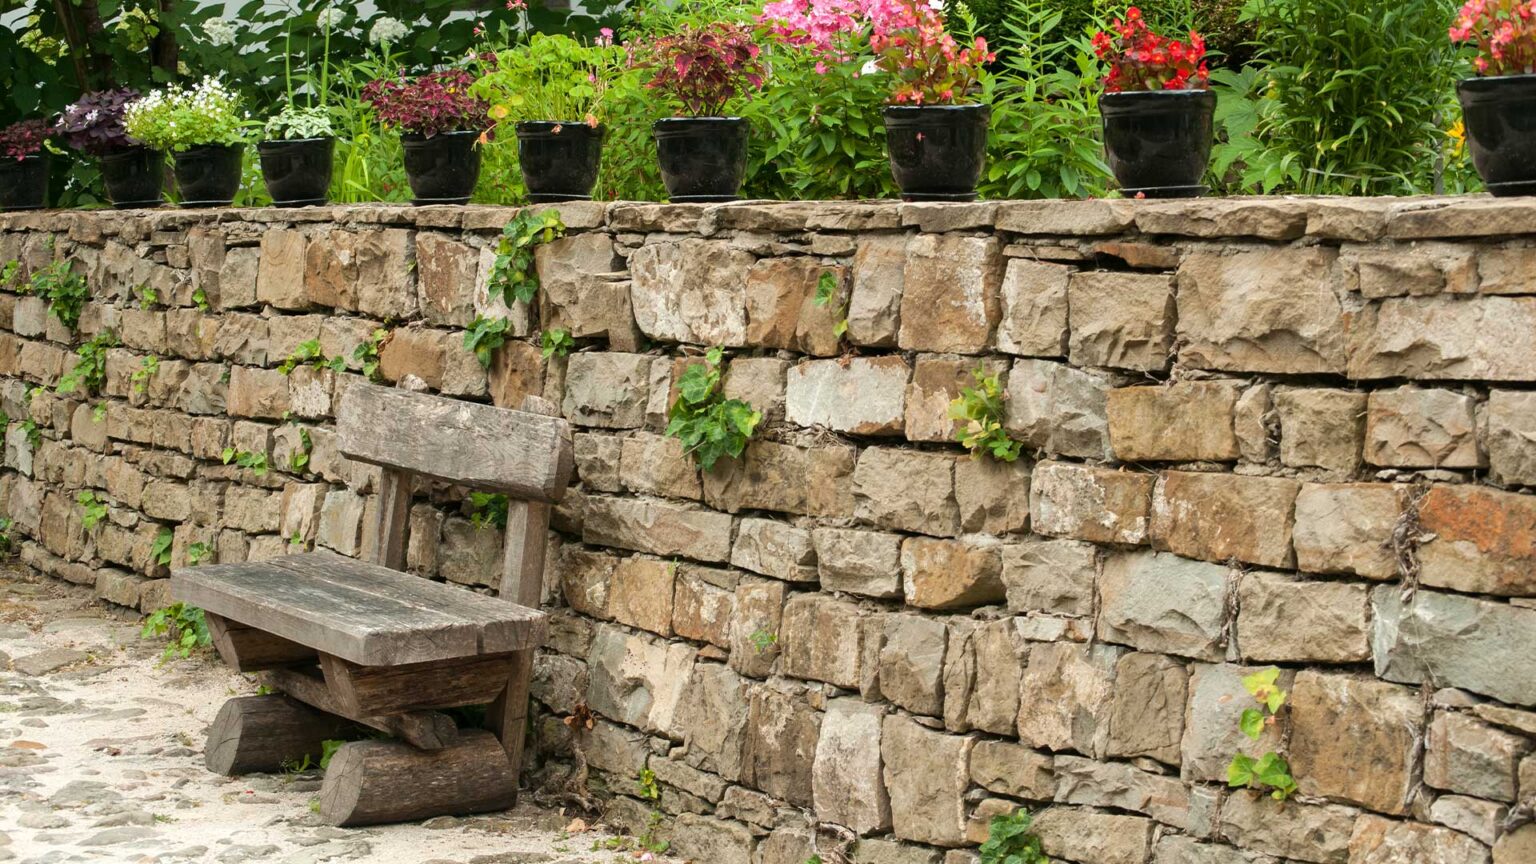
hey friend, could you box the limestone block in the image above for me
[1292,483,1403,580]
[743,681,822,807]
[1218,792,1358,864]
[1017,641,1121,757]
[1289,671,1423,815]
[1372,586,1536,707]
[1274,387,1367,472]
[1236,572,1371,663]
[1489,389,1536,486]
[581,495,732,563]
[942,618,1024,736]
[1424,712,1529,802]
[1001,538,1097,618]
[1151,470,1300,569]
[879,614,948,716]
[1417,484,1536,597]
[629,239,753,346]
[785,356,910,435]
[813,698,891,834]
[995,258,1070,357]
[1098,550,1230,661]
[619,432,702,500]
[813,527,903,599]
[898,234,1002,354]
[901,537,1004,611]
[1033,808,1155,864]
[608,555,675,636]
[882,714,973,847]
[703,440,856,518]
[1030,460,1155,545]
[780,593,866,689]
[562,352,653,429]
[1349,295,1536,382]
[585,624,696,737]
[671,564,736,649]
[1107,381,1241,462]
[730,517,817,583]
[1183,664,1294,783]
[1003,358,1112,460]
[1347,814,1490,864]
[1067,271,1176,371]
[1364,387,1484,468]
[905,354,1008,444]
[853,448,959,536]
[848,234,906,347]
[1106,652,1188,766]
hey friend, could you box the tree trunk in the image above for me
[318,730,517,827]
[204,695,352,776]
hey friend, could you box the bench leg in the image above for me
[318,729,518,827]
[483,647,535,793]
[204,694,351,777]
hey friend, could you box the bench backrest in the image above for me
[337,382,574,503]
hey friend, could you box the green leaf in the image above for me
[1227,753,1256,788]
[1240,708,1265,741]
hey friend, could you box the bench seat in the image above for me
[172,549,546,667]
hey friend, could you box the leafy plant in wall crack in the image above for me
[289,425,314,473]
[192,287,212,312]
[470,492,510,530]
[0,517,14,557]
[58,331,117,397]
[278,339,345,376]
[131,355,160,396]
[353,328,389,382]
[665,347,762,472]
[949,365,1021,462]
[540,328,574,360]
[0,260,20,291]
[1227,667,1298,800]
[77,491,108,531]
[979,806,1048,864]
[221,448,270,478]
[151,527,174,567]
[813,270,849,339]
[141,603,212,661]
[186,541,214,566]
[464,315,512,369]
[487,209,566,307]
[29,260,91,332]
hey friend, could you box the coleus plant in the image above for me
[1092,6,1211,92]
[362,69,490,137]
[0,119,51,161]
[1450,0,1536,75]
[629,22,767,117]
[56,89,142,156]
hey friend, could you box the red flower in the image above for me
[1092,8,1210,93]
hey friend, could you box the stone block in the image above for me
[901,537,1004,610]
[415,232,478,326]
[1033,808,1155,864]
[848,234,905,347]
[1053,755,1202,833]
[785,356,909,435]
[1289,672,1423,815]
[1424,712,1529,802]
[586,624,696,737]
[969,739,1055,801]
[629,239,753,346]
[899,234,1002,354]
[905,354,1008,444]
[1292,483,1403,580]
[954,456,1031,535]
[1365,387,1483,468]
[556,546,613,619]
[562,352,653,429]
[995,258,1070,357]
[226,366,291,420]
[535,233,636,344]
[1151,470,1300,569]
[722,357,788,423]
[1017,641,1121,758]
[1003,359,1112,460]
[1274,387,1367,472]
[729,578,786,679]
[1347,814,1490,864]
[619,432,702,500]
[1236,572,1371,664]
[730,518,817,583]
[853,839,943,864]
[1348,295,1536,382]
[942,618,1024,736]
[256,228,309,309]
[1177,247,1349,374]
[609,555,675,636]
[780,593,866,689]
[882,714,973,847]
[1151,836,1280,864]
[879,614,948,716]
[1030,460,1155,545]
[574,432,622,492]
[1489,389,1536,486]
[1106,652,1188,766]
[1219,792,1358,864]
[671,564,737,649]
[1183,664,1294,783]
[1067,271,1176,371]
[674,661,749,781]
[703,440,857,518]
[1417,484,1536,597]
[1098,550,1230,661]
[582,496,732,563]
[744,256,845,356]
[853,448,959,536]
[813,698,891,834]
[743,681,822,807]
[1495,824,1536,864]
[1107,381,1241,462]
[669,814,755,864]
[353,229,417,319]
[813,527,904,599]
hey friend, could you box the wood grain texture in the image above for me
[261,666,459,751]
[319,652,516,717]
[369,468,413,570]
[336,382,575,502]
[206,613,316,672]
[204,695,352,776]
[172,551,544,665]
[318,730,517,827]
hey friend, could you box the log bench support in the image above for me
[173,385,574,827]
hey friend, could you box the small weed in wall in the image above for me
[353,327,388,382]
[470,492,509,529]
[0,517,14,557]
[58,331,117,398]
[665,347,762,472]
[949,365,1021,462]
[1227,667,1298,800]
[222,448,270,477]
[463,315,511,369]
[131,355,160,395]
[187,541,214,566]
[151,527,174,567]
[540,328,574,359]
[77,491,108,531]
[487,209,565,306]
[979,807,1047,864]
[278,339,345,375]
[28,260,90,332]
[813,270,849,339]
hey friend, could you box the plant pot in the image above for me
[1100,89,1216,199]
[173,143,244,208]
[884,104,990,202]
[653,117,749,203]
[1458,75,1536,197]
[99,147,166,209]
[401,130,482,205]
[258,137,335,207]
[0,154,49,211]
[516,121,604,203]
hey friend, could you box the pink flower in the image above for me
[505,0,526,8]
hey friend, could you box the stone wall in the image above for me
[2,196,1535,864]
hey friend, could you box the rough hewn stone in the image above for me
[1292,483,1403,580]
[996,259,1070,357]
[1003,359,1112,460]
[1030,461,1155,545]
[1424,712,1529,802]
[969,739,1055,800]
[1067,271,1176,371]
[562,352,652,429]
[901,537,1004,611]
[1349,295,1536,382]
[1107,652,1188,766]
[780,593,866,690]
[1347,814,1490,864]
[1183,664,1294,783]
[1001,538,1097,618]
[882,714,973,847]
[608,555,676,636]
[1364,387,1484,468]
[785,356,910,435]
[1033,808,1155,864]
[1417,484,1536,597]
[848,234,905,347]
[743,680,822,807]
[582,495,732,562]
[1107,381,1241,462]
[942,617,1024,735]
[1017,641,1121,758]
[899,234,1002,354]
[1488,389,1536,486]
[813,527,903,599]
[1151,471,1300,569]
[814,698,891,834]
[730,517,817,583]
[1289,672,1423,815]
[1372,586,1536,707]
[1098,550,1230,661]
[703,440,856,518]
[744,256,845,356]
[1236,572,1371,663]
[1274,387,1367,472]
[954,457,1031,535]
[671,564,736,649]
[854,448,959,536]
[879,614,948,716]
[586,624,696,737]
[1219,792,1358,864]
[1053,755,1202,832]
[905,354,1008,444]
[629,239,753,346]
[675,661,749,781]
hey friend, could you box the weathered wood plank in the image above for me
[204,695,353,776]
[336,382,575,502]
[318,730,517,827]
[174,562,480,666]
[206,613,316,672]
[261,666,459,751]
[269,551,544,655]
[369,468,413,571]
[319,652,516,717]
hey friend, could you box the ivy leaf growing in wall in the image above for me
[131,355,160,396]
[749,629,777,654]
[0,260,20,291]
[1243,666,1287,714]
[192,287,211,312]
[30,260,90,332]
[636,768,660,801]
[665,347,762,472]
[221,448,270,478]
[949,365,1021,462]
[187,541,214,566]
[463,315,511,369]
[57,331,117,397]
[978,806,1048,864]
[289,426,313,473]
[278,340,343,375]
[1227,667,1297,801]
[813,270,849,338]
[136,283,158,310]
[77,491,108,531]
[1239,708,1266,741]
[487,209,566,307]
[469,492,510,530]
[352,328,389,382]
[151,527,174,567]
[540,328,574,360]
[0,517,14,557]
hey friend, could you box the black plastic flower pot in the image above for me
[173,143,244,208]
[884,104,990,202]
[99,147,165,210]
[401,130,483,205]
[1100,89,1216,199]
[1458,75,1536,197]
[0,154,49,211]
[258,137,335,207]
[653,117,749,203]
[516,121,604,203]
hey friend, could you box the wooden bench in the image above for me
[171,381,574,827]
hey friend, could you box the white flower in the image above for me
[316,8,345,30]
[927,0,944,8]
[861,59,881,76]
[369,16,408,45]
[202,17,237,47]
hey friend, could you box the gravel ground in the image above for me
[0,564,669,864]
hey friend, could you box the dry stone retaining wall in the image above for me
[2,196,1535,864]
